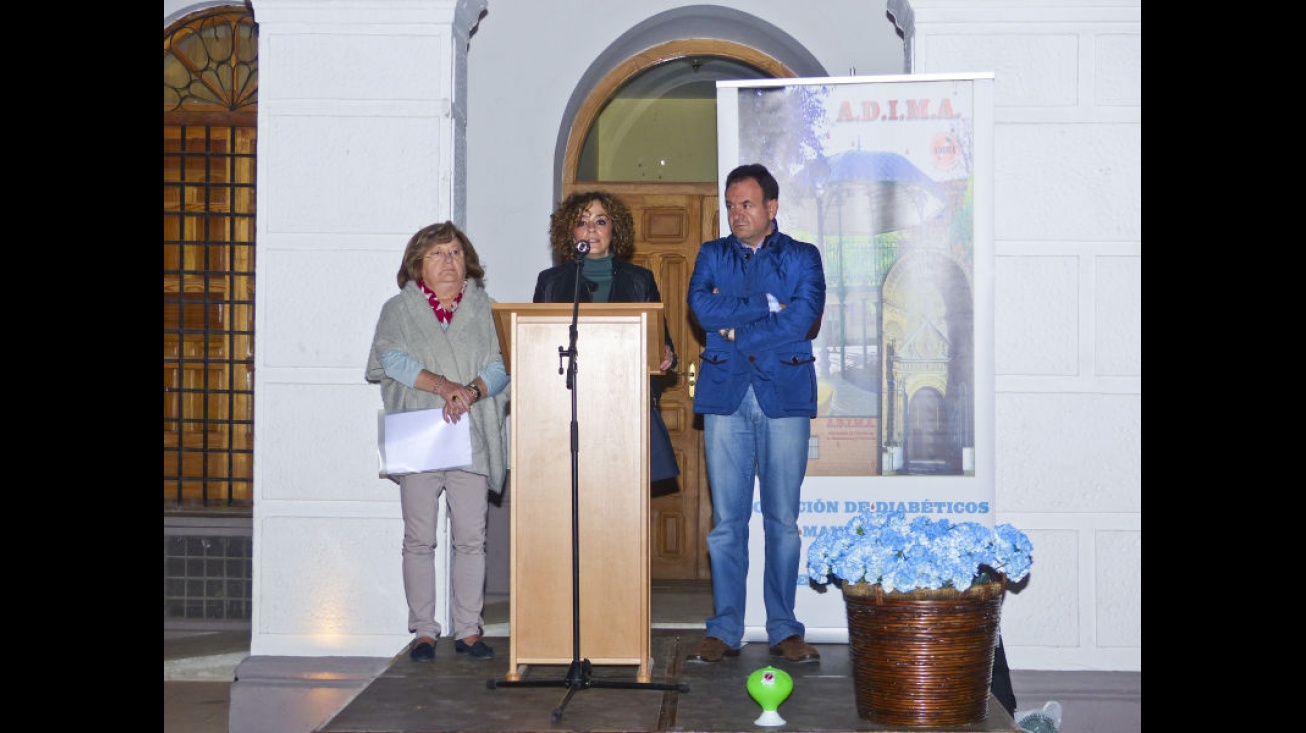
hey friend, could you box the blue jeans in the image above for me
[703,384,810,648]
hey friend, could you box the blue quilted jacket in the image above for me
[687,226,826,418]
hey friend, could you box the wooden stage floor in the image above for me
[316,630,1021,733]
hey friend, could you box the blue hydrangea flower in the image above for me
[806,510,1034,591]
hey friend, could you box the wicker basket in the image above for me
[841,579,1005,727]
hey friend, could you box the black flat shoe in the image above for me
[410,637,436,662]
[454,638,494,660]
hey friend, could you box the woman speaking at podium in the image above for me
[532,191,680,493]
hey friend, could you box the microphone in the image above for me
[574,240,590,260]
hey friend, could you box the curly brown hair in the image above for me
[396,220,486,289]
[548,191,636,263]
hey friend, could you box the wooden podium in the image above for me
[492,302,664,682]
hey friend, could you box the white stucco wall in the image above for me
[903,0,1141,671]
[242,0,480,656]
[164,0,1141,672]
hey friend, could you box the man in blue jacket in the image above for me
[685,163,826,664]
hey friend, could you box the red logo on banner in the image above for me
[932,132,959,171]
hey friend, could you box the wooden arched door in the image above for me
[562,41,795,580]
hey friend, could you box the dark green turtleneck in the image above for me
[581,252,615,302]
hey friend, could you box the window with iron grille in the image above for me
[164,7,257,510]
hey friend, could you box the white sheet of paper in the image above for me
[378,408,473,476]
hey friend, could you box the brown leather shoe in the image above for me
[769,634,820,663]
[686,636,740,663]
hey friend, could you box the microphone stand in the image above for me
[488,245,689,723]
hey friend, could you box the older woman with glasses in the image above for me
[366,220,509,662]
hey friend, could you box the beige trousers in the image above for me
[398,469,489,641]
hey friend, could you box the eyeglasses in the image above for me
[424,249,463,261]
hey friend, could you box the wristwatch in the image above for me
[466,382,482,402]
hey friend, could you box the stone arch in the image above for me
[551,5,829,199]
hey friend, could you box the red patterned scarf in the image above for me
[417,279,466,324]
